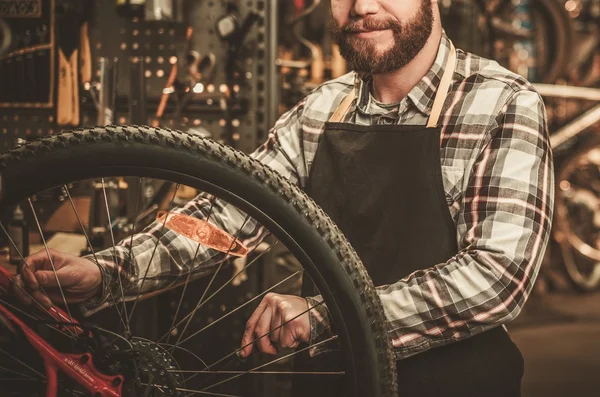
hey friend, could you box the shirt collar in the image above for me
[355,32,452,117]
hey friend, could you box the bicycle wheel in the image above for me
[532,0,574,83]
[479,0,574,83]
[554,142,600,291]
[0,125,397,397]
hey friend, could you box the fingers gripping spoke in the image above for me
[178,298,328,387]
[175,270,303,347]
[0,223,77,339]
[26,200,76,331]
[63,185,128,332]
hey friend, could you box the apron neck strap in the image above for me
[426,41,457,128]
[329,87,357,123]
[327,41,457,126]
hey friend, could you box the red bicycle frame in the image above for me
[0,266,123,397]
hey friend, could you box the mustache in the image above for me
[338,17,400,33]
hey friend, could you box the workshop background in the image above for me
[0,1,599,396]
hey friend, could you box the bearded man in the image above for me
[18,1,553,396]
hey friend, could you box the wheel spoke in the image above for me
[178,298,328,388]
[100,178,132,337]
[176,270,303,347]
[201,336,339,392]
[123,178,143,332]
[182,298,335,394]
[165,196,218,346]
[177,388,242,397]
[0,270,76,340]
[127,178,143,254]
[0,347,46,380]
[127,183,181,323]
[0,220,78,340]
[160,240,276,344]
[172,369,343,375]
[63,185,128,332]
[26,199,76,330]
[158,342,209,368]
[164,245,201,346]
[173,214,251,348]
[0,298,74,340]
[0,364,39,380]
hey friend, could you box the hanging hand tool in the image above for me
[56,1,84,126]
[79,0,93,84]
[275,0,322,71]
[218,4,260,80]
[154,26,193,125]
[23,29,36,103]
[35,24,50,103]
[0,18,11,58]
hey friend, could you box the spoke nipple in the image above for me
[113,377,122,386]
[236,350,247,363]
[80,355,89,364]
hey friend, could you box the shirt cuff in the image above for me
[78,254,130,317]
[305,295,337,357]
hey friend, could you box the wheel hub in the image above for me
[88,335,184,397]
[125,339,183,397]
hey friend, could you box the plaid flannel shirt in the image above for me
[84,32,554,360]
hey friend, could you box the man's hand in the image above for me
[13,248,103,309]
[240,293,310,358]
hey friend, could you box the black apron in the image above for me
[295,42,524,397]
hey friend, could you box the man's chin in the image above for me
[348,41,394,55]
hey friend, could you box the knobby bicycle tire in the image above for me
[554,142,600,292]
[0,125,397,397]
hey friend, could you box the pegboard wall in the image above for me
[87,0,271,154]
[0,0,273,155]
[0,0,55,150]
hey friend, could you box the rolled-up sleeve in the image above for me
[381,89,554,358]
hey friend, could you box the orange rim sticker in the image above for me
[156,211,249,257]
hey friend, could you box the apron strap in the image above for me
[328,41,457,126]
[426,42,457,128]
[329,88,357,123]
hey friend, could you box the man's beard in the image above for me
[331,1,434,75]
